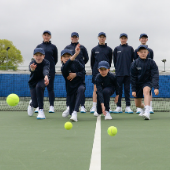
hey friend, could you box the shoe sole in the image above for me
[150,112,154,114]
[34,111,38,113]
[125,112,133,114]
[49,111,55,113]
[142,115,150,120]
[136,112,140,114]
[90,111,95,113]
[80,111,86,113]
[105,118,113,120]
[70,118,77,122]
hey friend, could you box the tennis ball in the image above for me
[107,126,117,136]
[64,122,73,130]
[6,94,19,106]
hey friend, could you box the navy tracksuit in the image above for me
[134,46,154,60]
[61,59,86,115]
[131,58,159,98]
[36,41,58,106]
[91,43,113,84]
[28,59,50,109]
[65,42,89,107]
[95,72,119,114]
[113,44,134,107]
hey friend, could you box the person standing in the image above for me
[35,30,58,113]
[62,32,89,115]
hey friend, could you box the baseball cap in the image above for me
[120,33,128,38]
[61,49,72,56]
[137,45,149,51]
[98,32,106,37]
[139,33,148,38]
[71,32,79,37]
[43,30,51,35]
[98,61,110,69]
[33,48,45,55]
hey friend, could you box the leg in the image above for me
[30,87,38,108]
[117,77,124,107]
[135,98,144,108]
[97,95,102,115]
[90,84,97,113]
[47,72,55,106]
[80,93,85,107]
[124,76,131,107]
[36,79,46,109]
[150,92,154,114]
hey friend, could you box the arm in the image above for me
[29,61,37,72]
[131,47,134,62]
[134,49,138,60]
[109,48,113,67]
[130,61,137,92]
[150,49,154,60]
[151,60,159,90]
[113,47,117,68]
[82,46,89,64]
[53,46,58,65]
[43,61,50,78]
[90,49,95,70]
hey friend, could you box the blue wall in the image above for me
[0,74,170,98]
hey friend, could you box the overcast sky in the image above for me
[0,0,170,71]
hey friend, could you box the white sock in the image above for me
[145,105,150,112]
[67,106,69,109]
[81,106,85,109]
[126,106,130,109]
[73,111,77,115]
[150,101,152,108]
[93,102,97,108]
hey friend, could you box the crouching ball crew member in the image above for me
[131,45,159,120]
[61,44,85,122]
[27,48,50,119]
[94,61,119,120]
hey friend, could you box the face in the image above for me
[98,35,106,45]
[137,49,149,59]
[120,36,128,44]
[61,54,71,63]
[139,37,148,45]
[98,68,109,77]
[71,36,79,43]
[42,33,51,42]
[33,53,45,63]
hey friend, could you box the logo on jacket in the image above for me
[136,67,141,70]
[95,51,99,53]
[117,51,121,53]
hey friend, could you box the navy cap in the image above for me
[43,30,51,35]
[98,61,110,69]
[71,32,79,37]
[139,33,148,39]
[33,48,45,55]
[61,49,72,56]
[98,32,106,37]
[120,33,128,38]
[137,45,149,51]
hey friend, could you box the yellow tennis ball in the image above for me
[6,94,19,106]
[64,122,73,130]
[107,126,117,136]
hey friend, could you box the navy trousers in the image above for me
[117,76,130,107]
[47,72,55,106]
[67,85,85,115]
[30,79,46,109]
[97,86,115,114]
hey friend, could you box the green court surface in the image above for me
[0,111,170,170]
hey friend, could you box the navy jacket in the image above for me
[134,46,154,60]
[65,42,89,66]
[95,72,119,103]
[61,59,85,95]
[91,43,112,76]
[131,58,159,92]
[28,59,50,88]
[113,44,134,76]
[37,41,58,73]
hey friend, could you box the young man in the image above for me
[27,48,50,119]
[63,32,89,114]
[95,61,119,120]
[131,45,159,120]
[134,33,154,114]
[113,33,134,114]
[61,44,85,122]
[90,32,113,113]
[36,30,58,113]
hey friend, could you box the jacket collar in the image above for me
[43,41,51,44]
[71,42,79,46]
[98,43,107,47]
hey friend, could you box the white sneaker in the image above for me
[37,109,46,119]
[139,108,144,116]
[113,107,122,113]
[150,107,154,114]
[49,106,55,113]
[90,106,96,113]
[94,111,99,117]
[70,111,78,122]
[109,109,114,113]
[143,111,150,120]
[80,106,86,113]
[27,100,34,116]
[105,111,113,120]
[125,107,133,114]
[35,107,39,113]
[62,107,70,117]
[136,107,142,114]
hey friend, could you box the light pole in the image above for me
[6,47,10,70]
[162,59,166,72]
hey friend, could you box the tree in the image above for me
[0,39,23,70]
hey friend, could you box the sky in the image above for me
[0,0,170,71]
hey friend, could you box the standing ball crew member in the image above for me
[35,30,58,113]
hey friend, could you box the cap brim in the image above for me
[71,35,78,37]
[98,34,106,37]
[140,36,148,38]
[98,66,109,69]
[61,52,72,56]
[34,52,44,55]
[43,32,51,35]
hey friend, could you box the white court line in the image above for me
[89,115,101,170]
